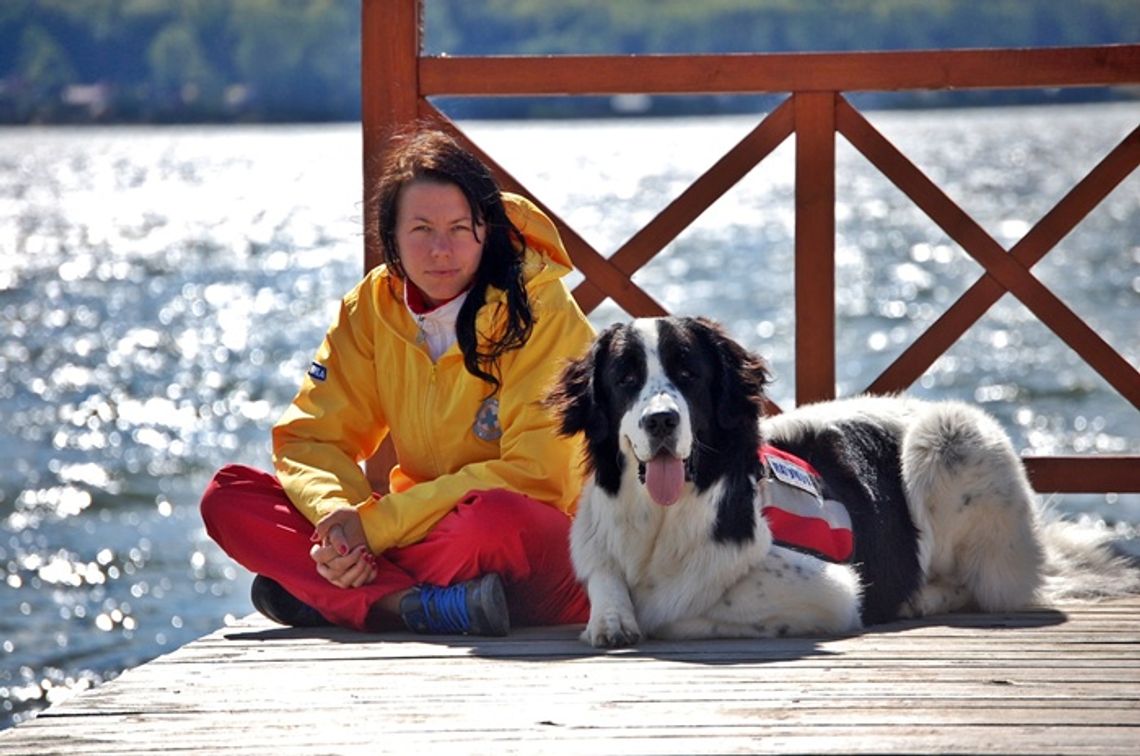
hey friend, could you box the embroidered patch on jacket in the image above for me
[308,362,328,381]
[473,397,502,441]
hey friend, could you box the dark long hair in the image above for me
[374,129,533,392]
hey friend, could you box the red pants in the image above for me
[200,464,589,631]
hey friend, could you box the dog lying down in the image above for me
[546,316,1139,647]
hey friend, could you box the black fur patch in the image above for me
[545,322,648,496]
[653,318,771,544]
[766,420,922,625]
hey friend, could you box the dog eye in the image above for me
[675,367,695,382]
[618,372,639,388]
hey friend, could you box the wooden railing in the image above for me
[361,0,1140,493]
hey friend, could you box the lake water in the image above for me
[2,103,1138,729]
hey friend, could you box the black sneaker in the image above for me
[250,575,331,627]
[398,573,510,636]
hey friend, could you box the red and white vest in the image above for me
[759,445,853,563]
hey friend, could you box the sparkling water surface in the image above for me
[2,104,1138,728]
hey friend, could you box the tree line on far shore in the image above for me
[2,0,1137,124]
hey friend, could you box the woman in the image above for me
[200,129,594,635]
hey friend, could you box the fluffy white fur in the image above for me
[571,470,864,646]
[765,396,1044,618]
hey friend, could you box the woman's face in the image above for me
[395,179,485,308]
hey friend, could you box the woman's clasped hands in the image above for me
[310,508,377,588]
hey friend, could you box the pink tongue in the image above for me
[645,455,685,507]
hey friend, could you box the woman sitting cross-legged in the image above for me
[200,128,594,635]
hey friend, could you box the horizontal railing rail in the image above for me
[419,47,1140,95]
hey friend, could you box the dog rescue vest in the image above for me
[759,445,853,563]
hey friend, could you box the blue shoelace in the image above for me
[418,583,472,633]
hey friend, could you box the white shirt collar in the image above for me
[403,286,469,362]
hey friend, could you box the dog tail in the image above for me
[1038,516,1140,603]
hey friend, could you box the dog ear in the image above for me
[545,353,595,436]
[543,326,615,439]
[694,317,771,431]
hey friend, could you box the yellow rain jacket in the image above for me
[272,194,595,555]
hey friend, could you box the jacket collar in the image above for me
[403,283,468,361]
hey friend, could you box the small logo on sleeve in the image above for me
[308,362,328,381]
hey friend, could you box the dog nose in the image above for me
[640,408,680,438]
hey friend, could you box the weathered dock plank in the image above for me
[4,597,1139,754]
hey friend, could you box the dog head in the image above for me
[547,316,771,506]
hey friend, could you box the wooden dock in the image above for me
[4,597,1138,754]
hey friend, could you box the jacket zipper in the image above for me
[422,362,442,477]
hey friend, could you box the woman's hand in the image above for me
[309,508,377,588]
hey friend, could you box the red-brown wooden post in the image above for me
[361,0,422,273]
[362,0,421,490]
[794,92,837,404]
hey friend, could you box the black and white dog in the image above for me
[547,316,1137,647]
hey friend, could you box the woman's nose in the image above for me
[429,231,452,255]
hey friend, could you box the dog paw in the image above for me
[903,579,971,617]
[583,608,642,648]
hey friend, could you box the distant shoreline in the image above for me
[5,1,1136,128]
[4,88,1136,127]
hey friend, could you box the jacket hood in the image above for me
[501,192,574,288]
